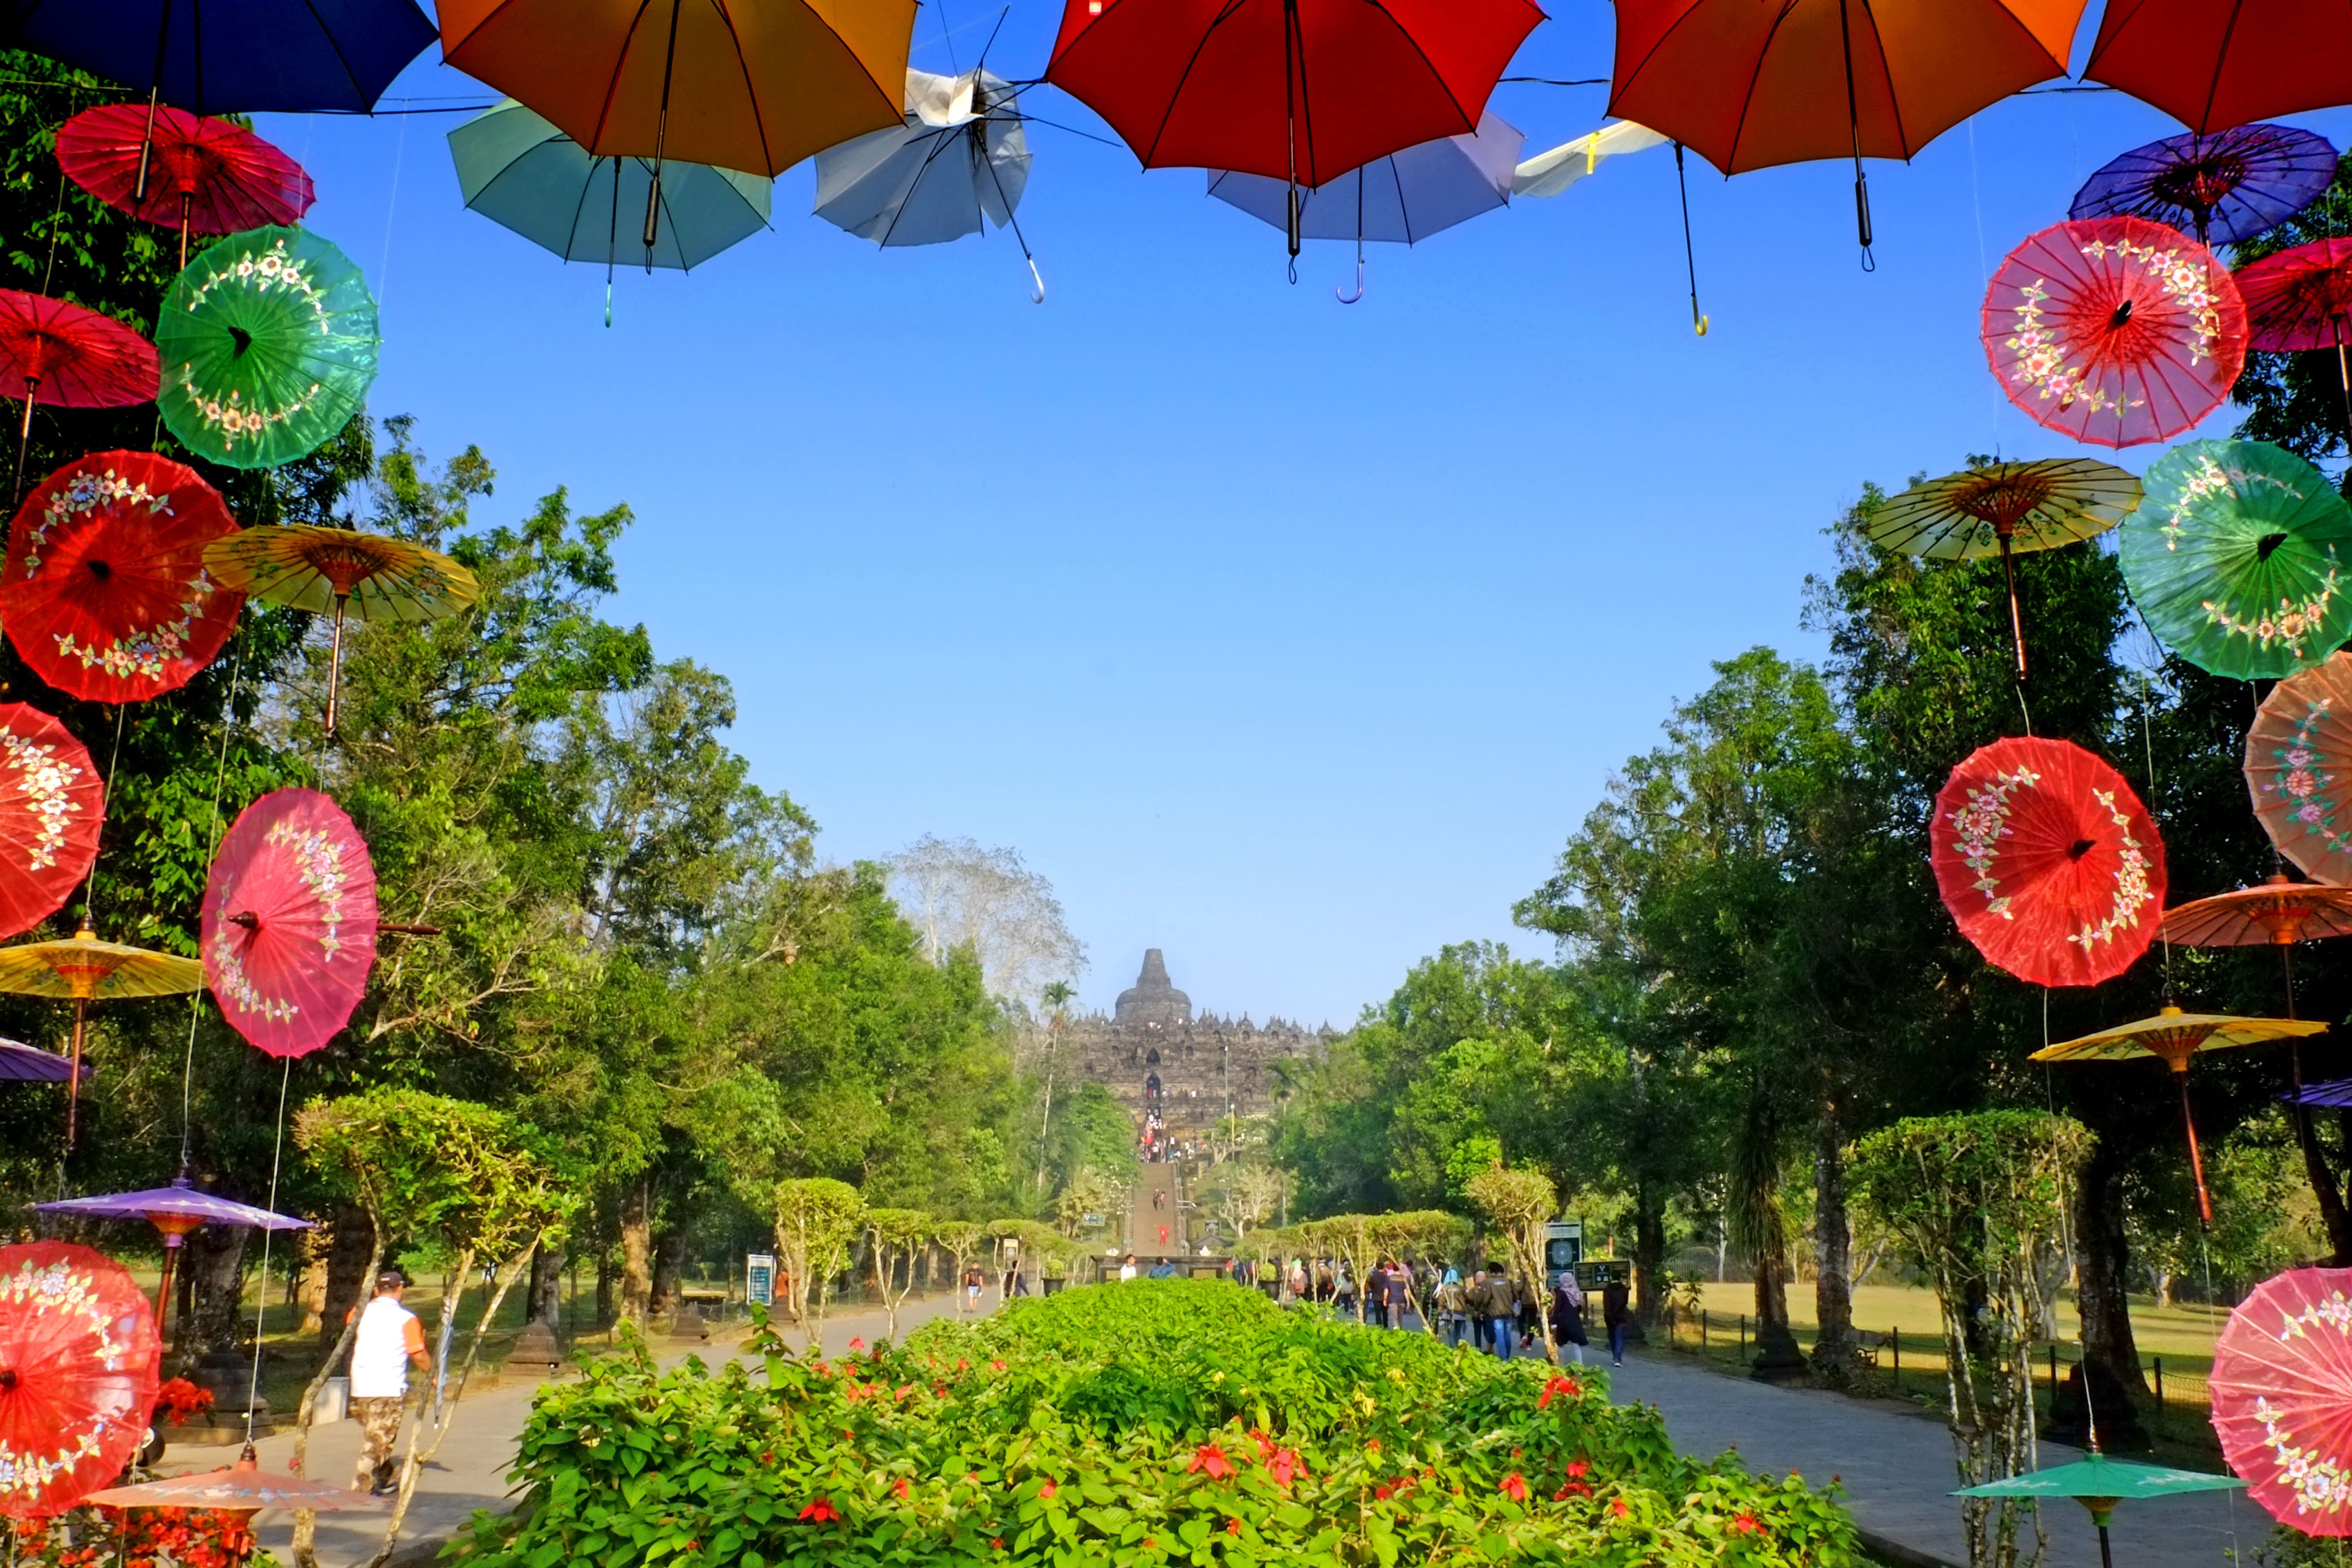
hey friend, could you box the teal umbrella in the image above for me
[155,226,378,471]
[2118,439,2352,679]
[1956,1453,2245,1568]
[449,101,772,293]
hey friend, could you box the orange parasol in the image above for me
[2033,1005,2323,1226]
[0,926,201,1144]
[85,1450,383,1514]
[202,525,477,731]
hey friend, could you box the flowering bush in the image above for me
[151,1379,215,1425]
[10,1509,264,1568]
[453,1281,1861,1568]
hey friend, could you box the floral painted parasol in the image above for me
[0,1240,159,1519]
[202,788,378,1059]
[2213,1266,2352,1532]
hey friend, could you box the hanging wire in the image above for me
[2141,672,2175,994]
[376,101,411,311]
[177,652,243,1171]
[241,1054,293,1449]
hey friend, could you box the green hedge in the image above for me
[454,1281,1862,1568]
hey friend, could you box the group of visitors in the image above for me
[1223,1254,1631,1367]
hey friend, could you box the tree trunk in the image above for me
[596,1249,614,1327]
[1630,1179,1665,1339]
[2292,1101,2352,1265]
[2066,1134,2150,1445]
[1811,1105,1858,1384]
[296,1225,330,1336]
[182,1225,251,1362]
[649,1226,685,1323]
[319,1202,373,1354]
[619,1177,653,1324]
[527,1244,564,1328]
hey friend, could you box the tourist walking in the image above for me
[1435,1269,1467,1346]
[1550,1270,1588,1367]
[1379,1259,1405,1329]
[1335,1262,1358,1318]
[1482,1270,1519,1360]
[964,1264,985,1310]
[347,1270,429,1496]
[1466,1268,1490,1351]
[1604,1274,1632,1366]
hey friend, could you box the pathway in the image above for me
[168,1292,979,1568]
[1605,1349,2255,1568]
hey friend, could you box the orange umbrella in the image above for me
[1605,0,2088,258]
[439,0,911,246]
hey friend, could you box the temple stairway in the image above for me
[1127,1161,1183,1259]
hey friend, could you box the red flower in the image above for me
[956,1359,970,1371]
[1539,1375,1581,1409]
[1226,1518,1242,1536]
[991,1359,1006,1371]
[1365,1438,1381,1452]
[1040,1480,1058,1499]
[1610,1498,1630,1518]
[849,1337,866,1351]
[816,1361,831,1376]
[1188,1443,1236,1480]
[1266,1448,1305,1488]
[1732,1513,1764,1536]
[893,1478,911,1500]
[1501,1472,1529,1502]
[797,1499,841,1523]
[1252,1431,1279,1458]
[1375,1485,1394,1501]
[1142,1539,1157,1552]
[1565,1460,1589,1480]
[151,1378,213,1423]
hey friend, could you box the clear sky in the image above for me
[252,2,2352,1028]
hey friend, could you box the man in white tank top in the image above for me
[348,1271,428,1494]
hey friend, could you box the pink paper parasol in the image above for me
[0,1240,159,1519]
[2213,1265,2352,1532]
[202,788,377,1058]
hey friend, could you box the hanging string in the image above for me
[1966,116,2001,455]
[2141,672,2175,994]
[241,1054,293,1450]
[82,704,129,931]
[177,651,242,1171]
[376,102,411,311]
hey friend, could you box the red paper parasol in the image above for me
[0,1240,160,1519]
[2212,1265,2352,1531]
[203,788,378,1059]
[2237,238,2352,442]
[0,292,159,503]
[1046,0,1542,259]
[2085,0,2352,135]
[0,703,101,942]
[1930,735,2168,987]
[0,452,243,705]
[1982,217,2247,449]
[55,105,314,270]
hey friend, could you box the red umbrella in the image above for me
[2212,1265,2352,1532]
[2085,0,2352,136]
[1605,0,2088,257]
[1982,216,2247,449]
[203,788,378,1059]
[0,703,102,942]
[1930,735,2168,987]
[55,105,315,269]
[1045,0,1542,259]
[2236,237,2352,445]
[0,293,159,504]
[0,1239,160,1519]
[0,452,244,705]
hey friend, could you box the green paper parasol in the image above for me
[2118,439,2352,680]
[1956,1453,2244,1568]
[156,225,379,470]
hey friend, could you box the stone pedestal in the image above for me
[507,1320,566,1381]
[187,1351,270,1421]
[668,1305,711,1343]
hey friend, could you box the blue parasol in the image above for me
[2,0,437,114]
[2071,123,2338,248]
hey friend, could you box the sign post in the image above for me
[746,1252,775,1309]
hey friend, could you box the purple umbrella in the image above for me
[2071,123,2338,248]
[2287,1078,2352,1109]
[0,1036,71,1081]
[37,1175,308,1338]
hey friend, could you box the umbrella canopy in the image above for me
[0,1239,159,1519]
[0,926,203,1143]
[156,226,379,471]
[1864,458,2141,678]
[1983,217,2247,449]
[2213,1265,2352,1531]
[439,0,914,182]
[2163,875,2352,948]
[2,0,437,114]
[816,68,1032,249]
[2118,440,2352,681]
[36,1176,307,1337]
[2071,124,2337,249]
[1930,735,2167,989]
[1046,0,1542,257]
[0,1038,69,1082]
[2250,653,2352,884]
[1954,1453,2244,1528]
[85,1456,381,1514]
[2235,238,2352,445]
[56,103,314,272]
[201,525,478,730]
[2034,1006,2321,1224]
[1208,110,1523,245]
[1512,120,1668,198]
[203,788,379,1060]
[2292,1080,2352,1109]
[2085,0,2352,136]
[0,291,160,503]
[0,702,101,942]
[450,99,772,274]
[0,452,244,705]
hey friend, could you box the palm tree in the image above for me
[1036,980,1077,1188]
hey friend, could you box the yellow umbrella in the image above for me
[2032,1005,2323,1226]
[0,925,203,1143]
[202,526,478,731]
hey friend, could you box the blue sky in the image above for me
[253,2,2352,1027]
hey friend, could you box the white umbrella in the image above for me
[813,66,1041,299]
[1206,111,1522,300]
[1511,120,1667,197]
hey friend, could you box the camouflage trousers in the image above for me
[351,1394,410,1491]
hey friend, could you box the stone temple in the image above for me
[1070,950,1323,1152]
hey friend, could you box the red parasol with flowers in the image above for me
[202,788,378,1058]
[0,452,243,704]
[2212,1265,2352,1532]
[55,105,314,269]
[0,1239,160,1519]
[0,293,158,503]
[1982,217,2246,448]
[0,703,100,941]
[1931,735,2168,987]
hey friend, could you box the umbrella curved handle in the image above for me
[1027,257,1046,306]
[1336,259,1365,306]
[1693,312,1709,337]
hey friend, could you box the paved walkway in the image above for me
[166,1292,978,1568]
[1605,1349,2255,1568]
